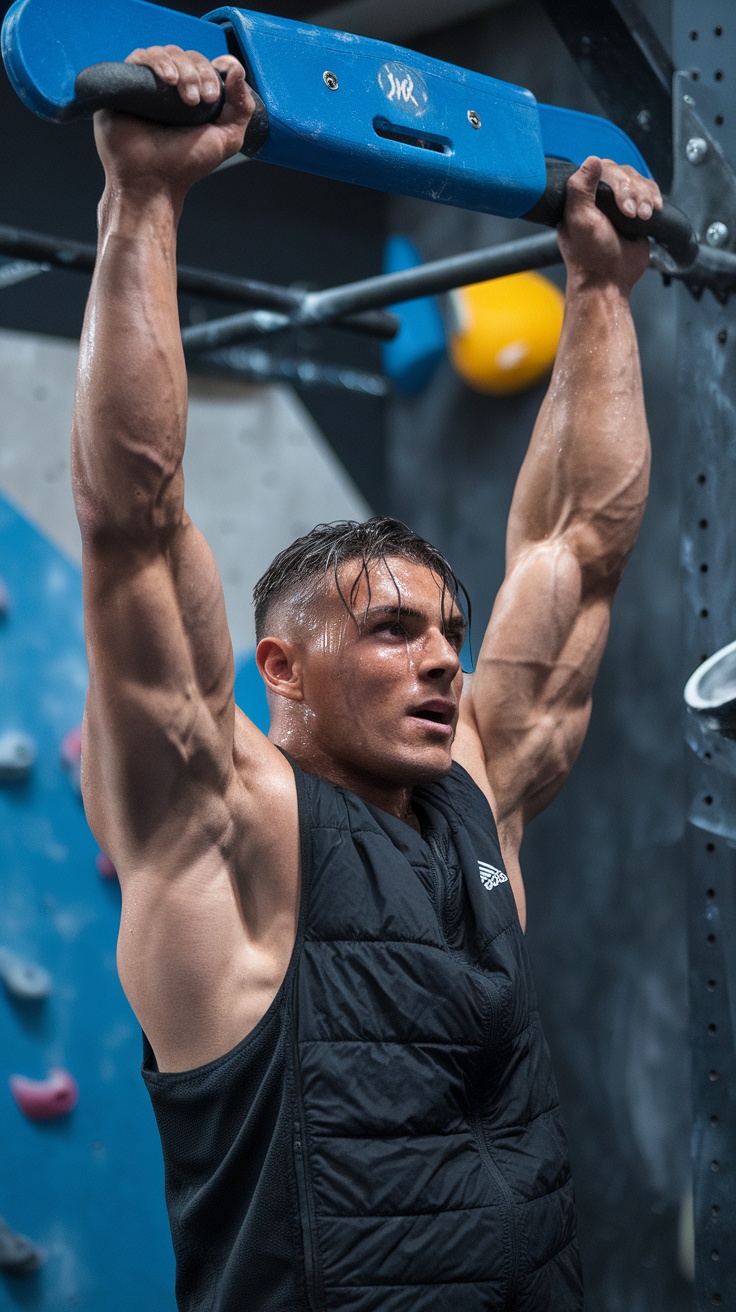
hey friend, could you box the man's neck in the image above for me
[273,732,417,826]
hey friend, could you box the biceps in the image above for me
[470,539,612,824]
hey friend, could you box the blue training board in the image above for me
[2,0,650,217]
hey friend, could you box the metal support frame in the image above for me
[0,224,398,342]
[181,231,564,351]
[537,0,674,188]
[671,28,736,1312]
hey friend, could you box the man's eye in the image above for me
[376,622,407,638]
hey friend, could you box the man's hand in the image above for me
[93,47,254,206]
[559,156,663,296]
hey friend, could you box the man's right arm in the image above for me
[72,48,300,1072]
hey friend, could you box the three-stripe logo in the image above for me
[478,860,508,891]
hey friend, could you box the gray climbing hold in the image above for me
[0,948,52,1002]
[0,1217,42,1273]
[0,731,36,782]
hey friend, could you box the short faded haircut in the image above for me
[253,516,470,644]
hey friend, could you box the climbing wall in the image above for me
[0,492,176,1309]
[0,327,368,1308]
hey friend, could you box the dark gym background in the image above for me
[0,1,693,1308]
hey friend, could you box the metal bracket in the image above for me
[669,71,736,302]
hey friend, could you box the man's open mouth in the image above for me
[408,702,455,727]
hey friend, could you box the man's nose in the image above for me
[423,628,461,680]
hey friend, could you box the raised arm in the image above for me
[455,158,661,917]
[73,49,298,1070]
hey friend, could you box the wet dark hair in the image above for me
[253,516,471,649]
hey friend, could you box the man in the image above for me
[72,41,660,1312]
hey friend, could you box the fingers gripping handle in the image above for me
[72,62,269,156]
[523,159,698,269]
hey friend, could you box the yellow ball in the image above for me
[450,271,565,395]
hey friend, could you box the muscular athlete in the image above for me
[72,44,660,1312]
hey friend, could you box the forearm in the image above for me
[507,280,650,585]
[72,186,187,543]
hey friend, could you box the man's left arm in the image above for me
[454,158,661,923]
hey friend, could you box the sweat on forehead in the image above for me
[253,516,470,642]
[262,556,464,641]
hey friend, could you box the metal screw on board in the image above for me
[323,71,339,90]
[468,110,481,129]
[686,136,709,164]
[706,222,730,248]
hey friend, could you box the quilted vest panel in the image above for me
[293,761,582,1312]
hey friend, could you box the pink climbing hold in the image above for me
[95,851,117,880]
[9,1068,79,1120]
[60,725,82,795]
[60,725,82,769]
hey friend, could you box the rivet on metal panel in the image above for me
[687,136,709,162]
[323,71,338,90]
[467,111,481,129]
[706,221,730,247]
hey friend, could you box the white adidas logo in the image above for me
[478,860,508,891]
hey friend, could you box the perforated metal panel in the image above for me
[672,7,736,1306]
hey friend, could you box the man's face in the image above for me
[294,556,466,788]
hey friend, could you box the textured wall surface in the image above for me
[0,328,369,653]
[386,3,693,1308]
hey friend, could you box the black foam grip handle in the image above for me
[522,158,698,269]
[71,62,269,156]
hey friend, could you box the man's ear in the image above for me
[256,637,304,702]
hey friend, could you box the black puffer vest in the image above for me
[143,758,582,1312]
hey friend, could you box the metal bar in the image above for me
[193,345,389,396]
[0,224,398,341]
[0,257,50,290]
[537,0,674,188]
[181,231,563,352]
[301,231,562,322]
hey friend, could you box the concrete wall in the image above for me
[0,328,369,654]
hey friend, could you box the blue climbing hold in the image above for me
[0,730,36,782]
[0,946,52,1001]
[381,235,447,397]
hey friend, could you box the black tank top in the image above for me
[142,758,582,1311]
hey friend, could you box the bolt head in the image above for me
[706,221,730,248]
[637,109,652,130]
[686,136,708,163]
[468,110,481,129]
[323,70,338,90]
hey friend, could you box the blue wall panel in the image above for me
[0,493,174,1310]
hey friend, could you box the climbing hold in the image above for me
[9,1067,79,1120]
[0,1218,42,1273]
[95,851,117,880]
[450,270,565,395]
[0,576,9,618]
[60,724,82,795]
[381,236,447,396]
[0,731,36,782]
[0,947,52,1001]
